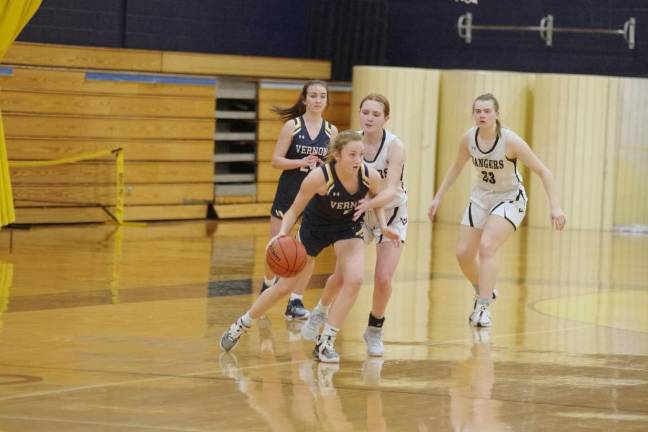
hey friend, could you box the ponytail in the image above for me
[271,80,329,122]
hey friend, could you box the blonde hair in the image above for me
[473,93,501,137]
[359,93,390,117]
[327,130,363,162]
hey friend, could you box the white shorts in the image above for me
[363,204,408,244]
[461,187,527,230]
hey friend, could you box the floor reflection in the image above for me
[449,328,506,431]
[0,220,647,431]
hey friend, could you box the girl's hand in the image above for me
[266,233,287,251]
[428,197,441,222]
[550,207,566,231]
[301,154,320,170]
[380,226,401,247]
[353,196,372,221]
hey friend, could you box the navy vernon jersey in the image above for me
[276,116,332,192]
[302,161,371,232]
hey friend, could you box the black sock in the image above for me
[368,313,385,328]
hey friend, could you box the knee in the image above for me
[345,274,364,291]
[328,272,343,289]
[275,280,294,297]
[456,245,476,263]
[478,240,497,259]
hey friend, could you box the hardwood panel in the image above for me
[0,67,215,97]
[4,42,162,71]
[214,195,255,204]
[257,162,280,182]
[162,52,330,79]
[258,87,351,104]
[14,205,207,223]
[6,138,212,162]
[257,120,284,142]
[14,207,114,224]
[13,183,213,206]
[256,140,275,162]
[1,91,214,119]
[256,182,278,203]
[213,203,271,218]
[124,205,207,221]
[329,92,353,106]
[1,220,648,432]
[3,114,214,140]
[258,100,350,125]
[6,219,209,243]
[10,162,212,184]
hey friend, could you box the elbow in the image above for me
[539,167,553,182]
[271,158,281,169]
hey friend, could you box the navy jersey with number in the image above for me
[302,161,370,232]
[271,116,333,218]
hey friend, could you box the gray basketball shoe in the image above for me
[363,326,385,357]
[220,318,250,352]
[312,334,340,363]
[301,308,328,341]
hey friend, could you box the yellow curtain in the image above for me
[0,0,42,228]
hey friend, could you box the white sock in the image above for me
[290,293,303,301]
[477,297,491,306]
[321,323,339,343]
[264,276,277,286]
[240,311,255,328]
[315,300,331,314]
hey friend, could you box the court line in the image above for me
[0,323,593,403]
[0,414,215,432]
[3,323,648,430]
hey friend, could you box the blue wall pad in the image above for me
[86,72,217,86]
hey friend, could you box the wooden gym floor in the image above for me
[0,219,647,431]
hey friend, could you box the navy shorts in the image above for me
[271,195,293,219]
[298,223,364,257]
[270,178,301,219]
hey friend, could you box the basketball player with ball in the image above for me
[221,131,399,363]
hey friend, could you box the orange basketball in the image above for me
[266,236,307,278]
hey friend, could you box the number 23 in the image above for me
[481,171,496,184]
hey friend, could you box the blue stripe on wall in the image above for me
[86,72,217,86]
[0,66,13,77]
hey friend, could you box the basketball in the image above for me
[266,236,307,278]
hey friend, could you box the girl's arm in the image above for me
[367,167,400,245]
[353,137,405,220]
[508,133,566,230]
[428,133,471,221]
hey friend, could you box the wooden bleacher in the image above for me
[0,42,334,222]
[1,66,215,223]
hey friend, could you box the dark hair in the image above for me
[272,80,329,121]
[473,93,501,137]
[327,130,363,162]
[359,93,390,117]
